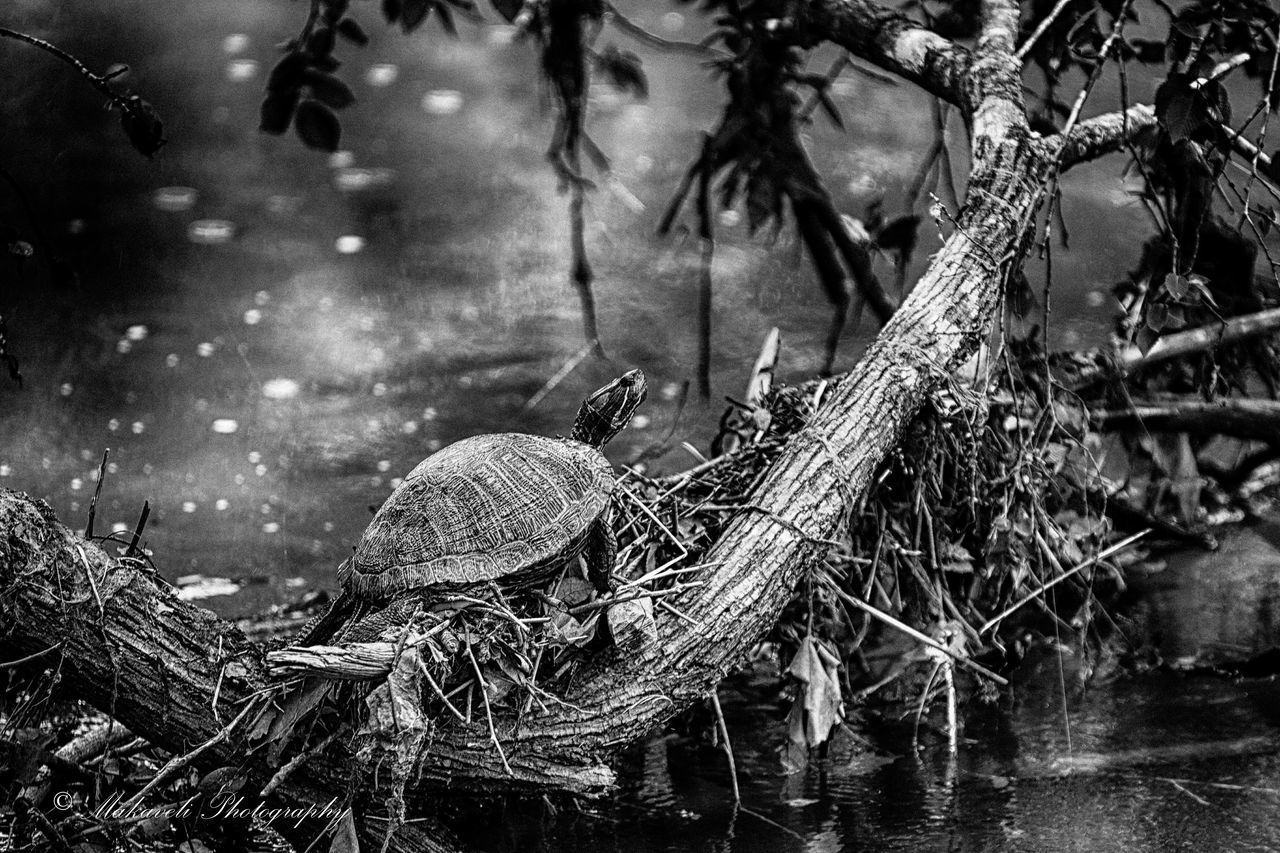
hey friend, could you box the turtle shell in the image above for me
[339,432,615,600]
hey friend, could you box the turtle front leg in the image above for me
[582,509,617,594]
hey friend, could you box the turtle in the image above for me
[297,368,648,645]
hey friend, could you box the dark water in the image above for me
[3,3,1277,851]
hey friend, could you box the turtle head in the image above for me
[571,369,648,446]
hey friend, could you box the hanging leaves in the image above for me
[781,635,843,773]
[259,88,301,134]
[491,0,524,23]
[302,69,356,109]
[118,94,166,157]
[295,99,342,151]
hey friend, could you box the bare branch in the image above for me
[1053,104,1158,167]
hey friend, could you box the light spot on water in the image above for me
[212,418,239,434]
[372,382,387,397]
[319,296,334,311]
[631,414,651,429]
[421,407,438,421]
[369,476,383,487]
[154,187,197,212]
[226,59,259,82]
[422,90,464,115]
[212,106,231,124]
[248,451,262,464]
[106,462,119,474]
[143,464,153,475]
[634,154,654,174]
[266,195,302,216]
[197,341,216,357]
[359,316,375,332]
[188,220,236,245]
[328,150,356,169]
[131,421,145,435]
[659,382,682,400]
[67,219,86,235]
[262,521,281,534]
[71,478,83,490]
[285,576,307,589]
[108,418,120,432]
[402,420,419,434]
[365,63,399,87]
[254,290,271,306]
[111,522,128,534]
[486,26,516,46]
[182,501,197,513]
[116,339,133,354]
[215,499,230,511]
[1062,329,1082,346]
[243,308,263,326]
[262,377,302,403]
[223,33,250,54]
[126,324,149,342]
[335,235,366,254]
[166,353,180,368]
[718,209,741,228]
[234,474,246,485]
[661,11,685,30]
[1086,289,1107,308]
[60,382,74,397]
[377,459,392,472]
[254,464,267,476]
[333,167,396,192]
[260,503,271,514]
[323,521,335,532]
[426,439,442,452]
[0,464,9,477]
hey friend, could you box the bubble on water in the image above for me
[197,342,216,357]
[108,418,120,432]
[226,59,258,82]
[212,418,239,434]
[111,522,129,534]
[323,521,335,532]
[176,576,242,601]
[718,209,741,228]
[421,406,438,421]
[661,11,685,30]
[188,220,236,245]
[42,457,51,470]
[377,459,392,472]
[132,421,145,435]
[70,501,79,511]
[328,150,356,169]
[631,414,651,429]
[166,353,180,368]
[195,399,210,412]
[248,451,262,464]
[260,503,272,514]
[182,501,197,513]
[243,308,262,325]
[262,521,281,534]
[458,374,474,388]
[1086,290,1107,308]
[70,478,83,490]
[215,498,230,511]
[402,420,419,434]
[153,187,197,212]
[255,464,268,476]
[335,235,366,254]
[333,167,396,192]
[365,63,399,87]
[422,90,464,115]
[116,339,133,354]
[223,33,250,54]
[372,382,387,397]
[60,382,74,397]
[1062,329,1082,346]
